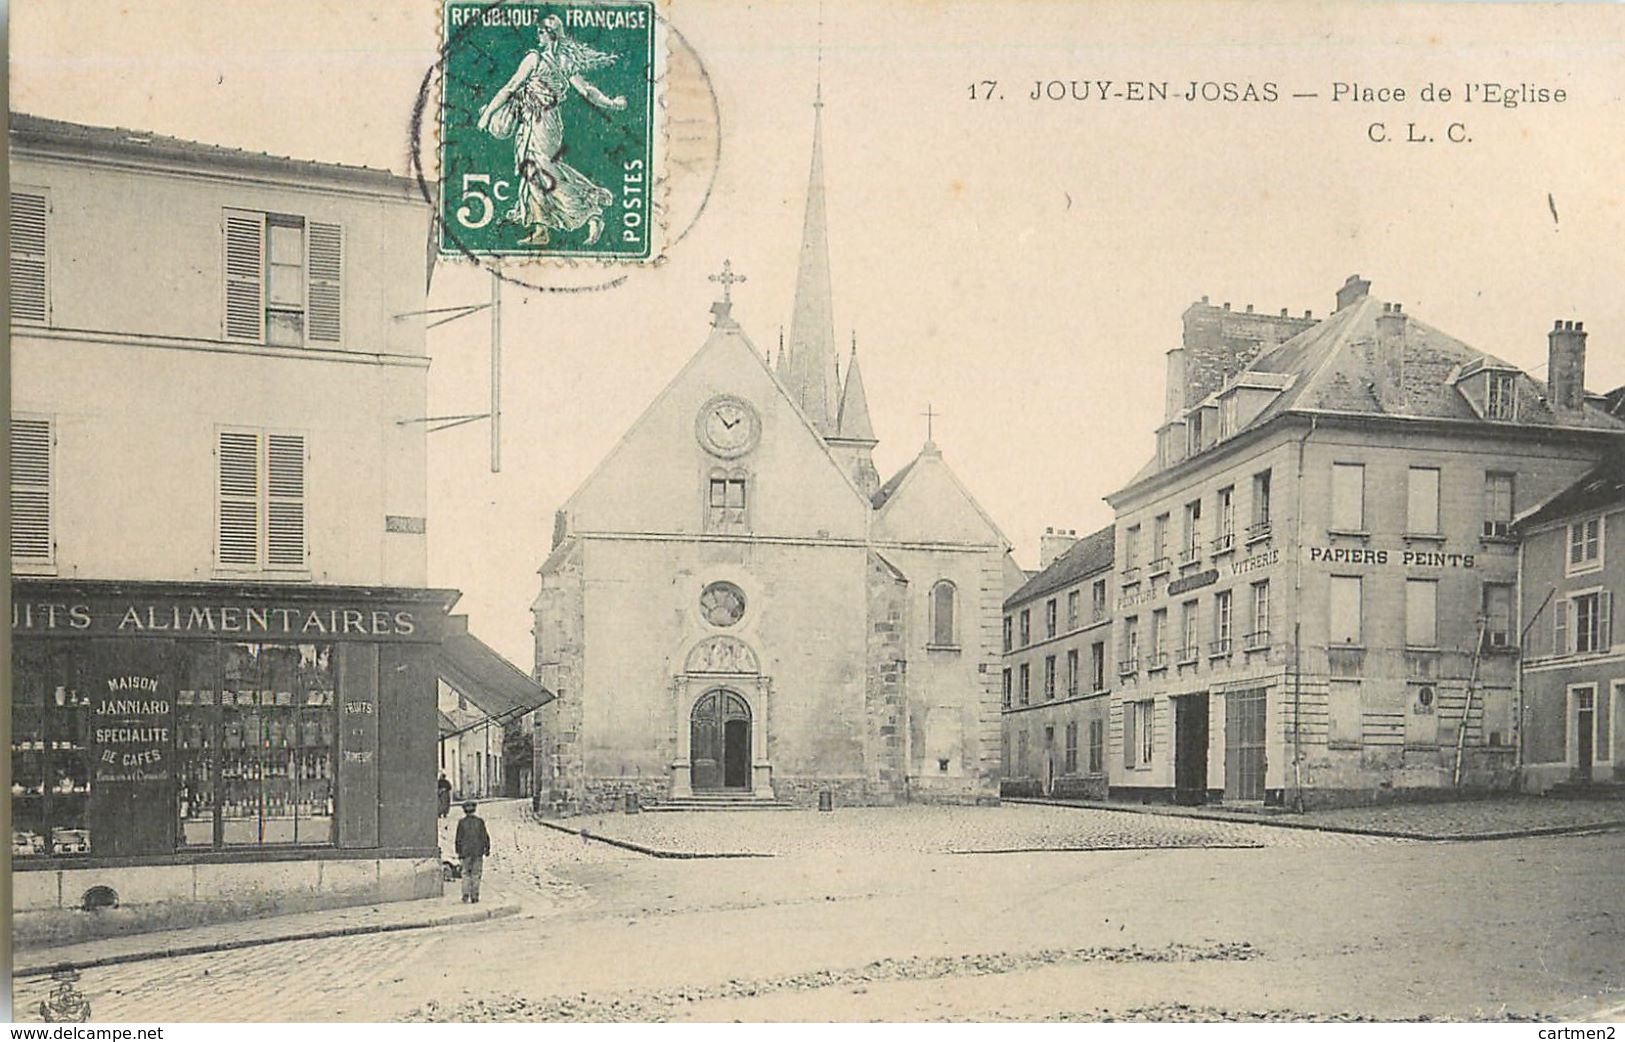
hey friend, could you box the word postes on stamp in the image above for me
[440,1,660,262]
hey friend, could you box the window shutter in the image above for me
[10,418,51,560]
[218,430,260,565]
[223,210,265,341]
[307,222,343,343]
[1123,705,1137,769]
[266,433,306,567]
[1602,592,1614,652]
[10,192,49,324]
[1554,599,1569,657]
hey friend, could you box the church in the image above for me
[532,97,1022,812]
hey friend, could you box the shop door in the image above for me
[1174,694,1210,805]
[1225,688,1267,802]
[1574,688,1595,782]
[691,691,751,791]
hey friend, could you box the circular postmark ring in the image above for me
[409,0,721,296]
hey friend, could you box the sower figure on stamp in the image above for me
[455,800,491,903]
[475,14,626,247]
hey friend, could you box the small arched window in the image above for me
[930,580,957,647]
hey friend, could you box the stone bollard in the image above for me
[624,791,641,814]
[818,790,834,812]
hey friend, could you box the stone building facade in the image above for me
[1000,525,1116,799]
[1515,454,1624,793]
[1106,276,1625,808]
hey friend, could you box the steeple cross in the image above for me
[709,259,747,305]
[922,402,941,441]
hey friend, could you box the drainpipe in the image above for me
[1290,416,1317,812]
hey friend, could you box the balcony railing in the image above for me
[1148,556,1172,576]
[1120,565,1141,583]
[1178,547,1201,567]
[1246,520,1272,543]
[1244,629,1270,651]
[1117,658,1139,677]
[1209,637,1233,659]
[1146,651,1169,671]
[1175,645,1200,666]
[1211,532,1235,554]
[1090,608,1109,624]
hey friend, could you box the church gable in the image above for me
[561,316,870,540]
[872,450,1009,548]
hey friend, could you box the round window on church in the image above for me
[699,581,747,628]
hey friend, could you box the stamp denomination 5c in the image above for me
[440,1,660,262]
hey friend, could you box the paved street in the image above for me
[17,799,1624,1023]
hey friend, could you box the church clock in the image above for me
[696,395,760,459]
[699,581,747,627]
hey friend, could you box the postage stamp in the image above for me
[439,1,661,262]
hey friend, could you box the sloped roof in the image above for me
[10,113,411,193]
[438,626,552,721]
[835,350,877,442]
[1515,454,1625,531]
[1119,291,1625,499]
[1006,524,1115,609]
[1248,294,1625,429]
[871,457,917,509]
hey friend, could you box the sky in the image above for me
[13,0,1625,667]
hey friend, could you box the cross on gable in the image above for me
[922,402,941,442]
[708,259,747,305]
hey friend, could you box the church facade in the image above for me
[532,102,1019,813]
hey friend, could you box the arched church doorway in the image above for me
[690,690,751,791]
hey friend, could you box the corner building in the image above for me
[9,116,453,942]
[1106,276,1625,807]
[532,99,1020,813]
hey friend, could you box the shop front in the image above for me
[11,578,458,944]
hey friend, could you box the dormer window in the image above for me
[1187,410,1204,454]
[1486,372,1516,420]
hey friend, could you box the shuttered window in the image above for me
[307,222,343,342]
[10,417,52,562]
[11,191,50,325]
[223,209,265,341]
[223,210,342,346]
[217,429,307,571]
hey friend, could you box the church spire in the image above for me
[837,333,876,442]
[785,88,838,435]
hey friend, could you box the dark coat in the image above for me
[455,814,491,859]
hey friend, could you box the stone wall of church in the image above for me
[565,535,874,801]
[534,541,586,815]
[881,543,1004,804]
[863,552,910,804]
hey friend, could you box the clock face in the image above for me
[696,395,759,458]
[699,581,747,628]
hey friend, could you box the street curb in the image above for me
[949,842,1266,855]
[531,815,777,859]
[1006,797,1625,842]
[13,899,520,979]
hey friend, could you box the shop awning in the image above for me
[437,618,552,736]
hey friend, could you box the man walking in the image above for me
[454,800,491,903]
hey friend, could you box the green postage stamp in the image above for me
[439,2,660,261]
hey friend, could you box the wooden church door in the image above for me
[690,691,751,791]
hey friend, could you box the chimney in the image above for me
[1039,527,1080,569]
[1377,301,1406,337]
[1548,319,1588,411]
[1164,345,1188,421]
[1336,274,1372,312]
